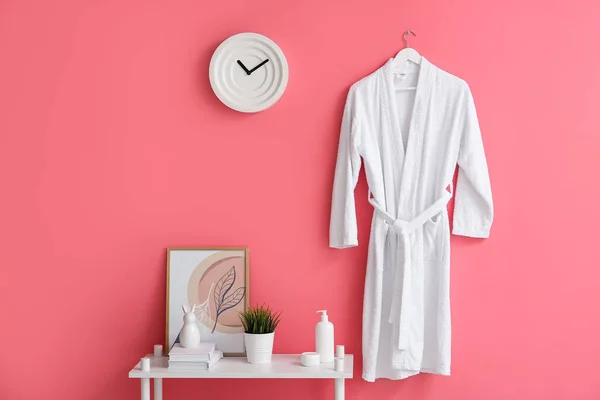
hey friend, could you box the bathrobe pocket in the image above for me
[423,213,443,261]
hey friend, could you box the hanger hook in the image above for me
[403,30,416,48]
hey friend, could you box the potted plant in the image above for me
[239,304,281,364]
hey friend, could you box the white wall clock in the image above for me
[209,32,289,113]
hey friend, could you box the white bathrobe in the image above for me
[330,57,493,381]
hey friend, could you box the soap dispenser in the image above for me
[315,310,334,362]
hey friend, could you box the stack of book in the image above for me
[168,342,223,371]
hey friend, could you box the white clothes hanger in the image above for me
[392,30,421,91]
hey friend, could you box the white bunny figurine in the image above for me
[179,304,201,348]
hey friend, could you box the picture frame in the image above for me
[166,247,249,356]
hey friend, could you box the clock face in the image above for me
[209,32,289,113]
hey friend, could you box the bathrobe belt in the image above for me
[368,189,452,350]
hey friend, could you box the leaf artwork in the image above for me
[213,266,236,311]
[220,287,246,313]
[211,266,246,333]
[194,283,214,326]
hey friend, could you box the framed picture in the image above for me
[166,247,249,356]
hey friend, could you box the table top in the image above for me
[129,354,353,379]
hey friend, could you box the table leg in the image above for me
[154,378,163,400]
[141,378,150,400]
[334,378,344,400]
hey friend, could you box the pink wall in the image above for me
[1,0,600,398]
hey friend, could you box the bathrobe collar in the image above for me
[383,57,435,219]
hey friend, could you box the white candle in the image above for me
[334,357,344,372]
[154,344,163,356]
[336,345,345,358]
[141,357,150,372]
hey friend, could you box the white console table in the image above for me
[129,354,354,400]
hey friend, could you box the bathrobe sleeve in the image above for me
[330,87,362,248]
[452,84,494,238]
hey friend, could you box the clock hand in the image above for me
[247,59,270,74]
[236,60,251,75]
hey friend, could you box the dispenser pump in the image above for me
[317,310,329,322]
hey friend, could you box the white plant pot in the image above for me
[244,332,275,364]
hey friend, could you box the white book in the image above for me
[168,350,223,371]
[169,342,216,356]
[169,346,219,362]
[168,354,213,362]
